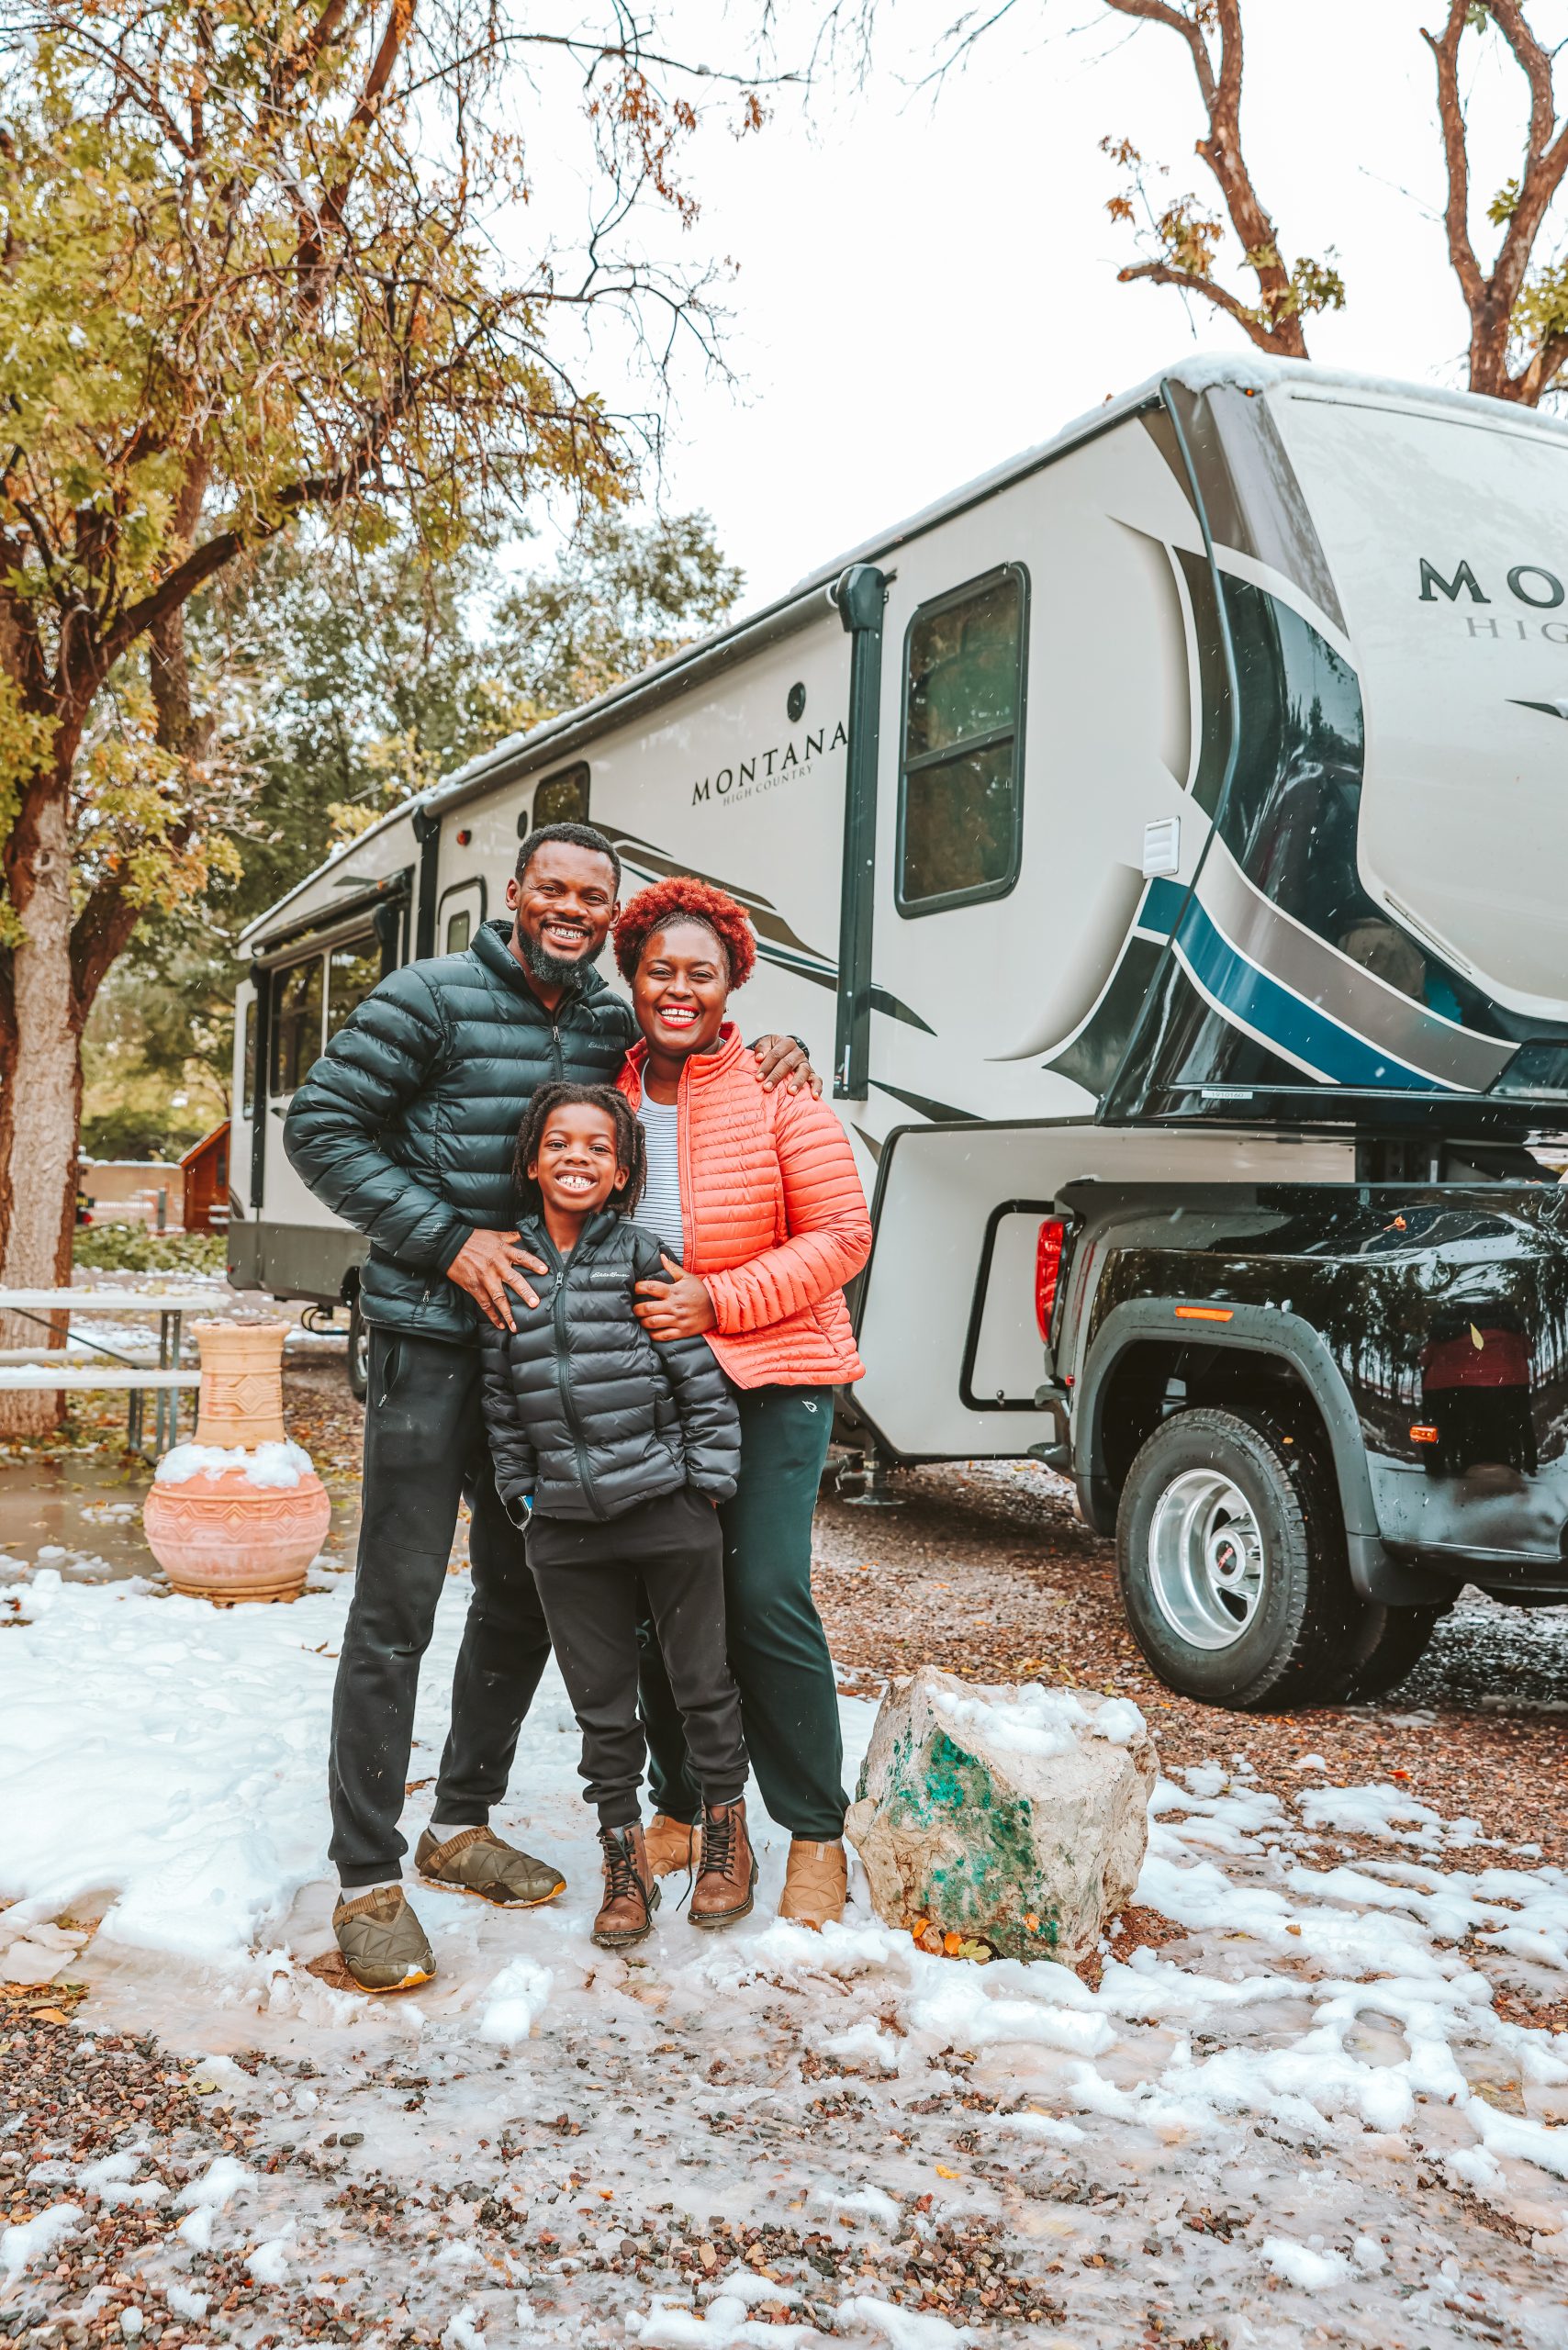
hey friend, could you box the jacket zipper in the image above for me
[551,1020,563,1081]
[550,1250,604,1518]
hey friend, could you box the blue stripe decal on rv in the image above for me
[1173,896,1446,1091]
[1135,871,1447,1089]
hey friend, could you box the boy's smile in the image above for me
[530,1103,628,1223]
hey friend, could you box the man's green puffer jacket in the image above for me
[283,919,635,1346]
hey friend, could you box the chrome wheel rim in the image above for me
[1147,1469,1265,1651]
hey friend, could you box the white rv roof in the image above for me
[239,352,1568,951]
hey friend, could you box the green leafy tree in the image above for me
[0,0,772,1427]
[82,509,743,1158]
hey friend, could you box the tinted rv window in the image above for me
[327,941,382,1038]
[532,761,590,826]
[898,566,1027,913]
[240,998,255,1119]
[270,957,323,1095]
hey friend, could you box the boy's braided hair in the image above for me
[512,1082,646,1219]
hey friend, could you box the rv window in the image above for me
[326,940,382,1039]
[445,910,472,953]
[532,761,590,827]
[240,998,255,1120]
[269,957,324,1095]
[898,566,1027,914]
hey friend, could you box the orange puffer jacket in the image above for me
[617,1025,871,1390]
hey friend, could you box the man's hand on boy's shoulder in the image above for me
[445,1228,548,1330]
[748,1034,822,1096]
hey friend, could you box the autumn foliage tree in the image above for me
[0,0,768,1426]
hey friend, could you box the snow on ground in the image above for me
[4,1566,1568,2344]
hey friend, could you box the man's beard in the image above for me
[517,928,599,992]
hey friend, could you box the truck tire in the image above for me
[347,1298,370,1403]
[1116,1405,1361,1710]
[1337,1604,1446,1702]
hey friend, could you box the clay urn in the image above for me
[141,1321,330,1605]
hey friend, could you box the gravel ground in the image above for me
[276,1356,1568,1868]
[5,1356,1568,2348]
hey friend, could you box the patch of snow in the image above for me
[1260,2236,1350,2288]
[837,2298,974,2349]
[927,1679,1146,1759]
[476,1956,554,2047]
[247,2225,295,2283]
[807,2181,902,2232]
[155,1438,314,1489]
[1,2199,82,2276]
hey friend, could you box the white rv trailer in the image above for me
[230,353,1568,1472]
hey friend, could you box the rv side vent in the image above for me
[1142,817,1181,878]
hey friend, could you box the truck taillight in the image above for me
[1036,1218,1067,1340]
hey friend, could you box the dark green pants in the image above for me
[638,1382,846,1842]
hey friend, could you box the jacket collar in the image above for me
[470,917,613,1022]
[622,1021,745,1104]
[518,1205,622,1269]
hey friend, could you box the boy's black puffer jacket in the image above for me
[478,1209,740,1523]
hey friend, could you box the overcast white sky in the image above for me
[537,0,1568,610]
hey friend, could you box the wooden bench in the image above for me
[0,1290,226,1453]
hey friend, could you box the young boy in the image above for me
[479,1081,754,1948]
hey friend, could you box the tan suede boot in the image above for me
[778,1839,847,1929]
[690,1798,757,1930]
[593,1823,660,1951]
[643,1813,699,1877]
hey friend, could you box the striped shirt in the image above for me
[635,1092,685,1257]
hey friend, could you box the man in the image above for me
[284,820,811,1991]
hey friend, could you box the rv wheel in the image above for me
[347,1298,370,1403]
[1116,1406,1359,1710]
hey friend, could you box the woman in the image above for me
[612,878,872,1926]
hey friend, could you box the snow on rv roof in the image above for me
[239,352,1568,951]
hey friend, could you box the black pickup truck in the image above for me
[1035,1176,1568,1710]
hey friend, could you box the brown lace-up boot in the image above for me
[690,1797,757,1930]
[592,1823,660,1951]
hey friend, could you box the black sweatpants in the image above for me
[526,1487,747,1830]
[330,1326,553,1888]
[640,1383,846,1841]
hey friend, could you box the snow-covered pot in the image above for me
[140,1321,330,1605]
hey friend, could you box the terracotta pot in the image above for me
[142,1465,330,1606]
[190,1319,289,1445]
[140,1318,329,1605]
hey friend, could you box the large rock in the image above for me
[845,1668,1157,1964]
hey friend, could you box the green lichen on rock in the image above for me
[846,1667,1157,1966]
[875,1730,1058,1958]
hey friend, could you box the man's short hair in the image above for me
[514,821,622,892]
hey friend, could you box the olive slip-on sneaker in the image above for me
[331,1885,436,1994]
[415,1823,566,1908]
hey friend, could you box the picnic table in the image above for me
[0,1289,229,1453]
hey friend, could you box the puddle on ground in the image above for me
[0,1442,364,1588]
[0,1449,156,1582]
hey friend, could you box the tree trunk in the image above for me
[0,770,83,1437]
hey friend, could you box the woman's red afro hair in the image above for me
[613,877,758,989]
